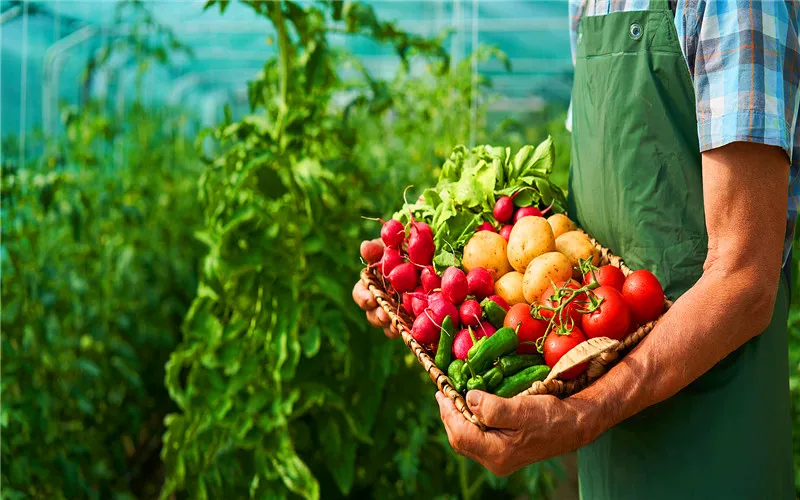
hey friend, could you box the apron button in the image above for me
[630,23,643,40]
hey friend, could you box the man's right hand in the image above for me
[352,239,400,339]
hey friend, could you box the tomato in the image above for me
[504,303,549,354]
[581,286,631,340]
[543,326,587,380]
[539,280,586,327]
[622,270,664,324]
[583,265,626,292]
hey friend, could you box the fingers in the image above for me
[383,326,400,339]
[466,390,524,429]
[435,392,485,462]
[352,280,377,310]
[366,307,388,328]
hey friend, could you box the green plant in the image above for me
[1,3,202,497]
[1,101,203,499]
[161,1,563,498]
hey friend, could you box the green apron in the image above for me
[568,1,794,498]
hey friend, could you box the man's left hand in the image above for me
[435,390,596,476]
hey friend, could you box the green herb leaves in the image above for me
[395,138,567,273]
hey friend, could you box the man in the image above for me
[353,1,799,497]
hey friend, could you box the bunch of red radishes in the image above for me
[361,218,435,294]
[361,218,509,360]
[475,195,550,241]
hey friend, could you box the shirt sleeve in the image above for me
[681,0,800,161]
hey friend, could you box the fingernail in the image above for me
[435,391,442,402]
[466,390,482,408]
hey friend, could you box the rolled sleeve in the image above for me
[688,0,799,162]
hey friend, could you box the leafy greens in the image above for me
[395,137,567,272]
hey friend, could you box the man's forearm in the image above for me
[568,262,779,444]
[566,142,789,445]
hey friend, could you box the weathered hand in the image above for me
[352,238,399,339]
[435,390,597,476]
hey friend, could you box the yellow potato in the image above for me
[547,213,577,239]
[462,231,513,279]
[555,231,600,270]
[523,252,573,303]
[494,271,526,306]
[506,216,556,273]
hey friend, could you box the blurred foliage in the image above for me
[1,3,203,498]
[0,101,204,499]
[160,1,564,499]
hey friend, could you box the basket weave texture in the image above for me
[360,232,670,429]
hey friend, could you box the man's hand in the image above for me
[352,238,399,339]
[437,141,790,472]
[436,390,594,476]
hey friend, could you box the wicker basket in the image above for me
[360,231,671,429]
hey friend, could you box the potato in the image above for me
[547,213,577,239]
[507,216,556,273]
[555,231,600,270]
[494,271,526,306]
[523,252,573,303]
[462,231,513,279]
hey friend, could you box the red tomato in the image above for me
[622,270,665,324]
[583,265,626,292]
[539,280,586,327]
[543,327,587,380]
[504,303,549,354]
[581,286,631,340]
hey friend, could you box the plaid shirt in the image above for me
[568,0,800,266]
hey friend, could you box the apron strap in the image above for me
[648,0,673,12]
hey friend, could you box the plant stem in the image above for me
[271,1,291,143]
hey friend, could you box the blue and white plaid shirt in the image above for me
[569,0,800,265]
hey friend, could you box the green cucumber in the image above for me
[494,365,550,398]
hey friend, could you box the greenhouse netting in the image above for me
[2,0,573,149]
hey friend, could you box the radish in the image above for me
[410,286,427,316]
[428,291,443,305]
[388,262,418,293]
[361,240,384,264]
[420,266,441,293]
[476,221,496,233]
[380,247,404,276]
[412,312,439,344]
[459,299,482,328]
[486,294,510,311]
[452,327,485,360]
[493,196,514,223]
[412,221,433,239]
[499,224,513,242]
[428,298,460,329]
[477,321,497,338]
[408,228,434,266]
[441,267,468,305]
[466,267,494,300]
[514,206,542,223]
[381,219,405,248]
[402,291,415,316]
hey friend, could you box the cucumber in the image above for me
[494,365,550,398]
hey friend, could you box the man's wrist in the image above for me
[563,394,609,449]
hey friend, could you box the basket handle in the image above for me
[543,337,620,384]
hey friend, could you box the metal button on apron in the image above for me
[630,23,642,40]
